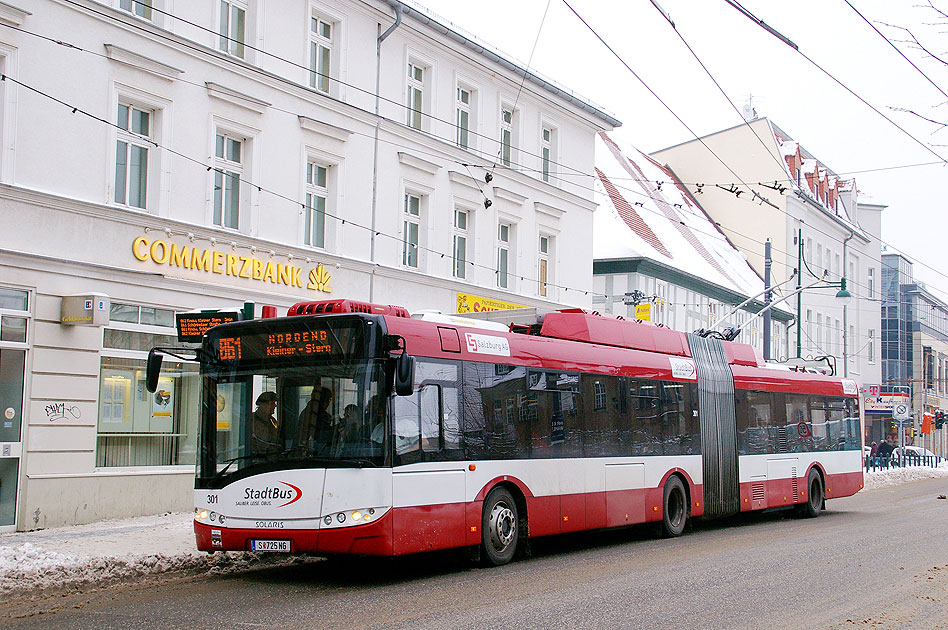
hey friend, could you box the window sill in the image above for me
[29,466,194,480]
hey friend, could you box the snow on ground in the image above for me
[0,511,303,596]
[1,464,946,595]
[862,460,948,491]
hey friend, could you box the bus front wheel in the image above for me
[481,487,518,566]
[661,476,688,537]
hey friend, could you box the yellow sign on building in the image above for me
[131,236,332,293]
[456,292,527,313]
[635,303,651,321]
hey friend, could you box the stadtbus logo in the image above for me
[243,481,302,508]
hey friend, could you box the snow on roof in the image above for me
[802,158,817,174]
[594,133,784,307]
[780,141,799,158]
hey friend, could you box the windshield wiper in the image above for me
[210,453,267,482]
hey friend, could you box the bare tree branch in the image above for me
[888,106,948,132]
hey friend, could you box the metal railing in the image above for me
[864,453,942,471]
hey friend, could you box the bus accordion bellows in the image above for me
[147,298,862,566]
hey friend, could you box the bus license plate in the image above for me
[251,539,291,552]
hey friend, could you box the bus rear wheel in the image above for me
[481,487,518,566]
[799,469,823,518]
[661,476,688,537]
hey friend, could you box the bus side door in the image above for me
[391,359,466,554]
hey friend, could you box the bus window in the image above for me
[630,380,661,456]
[584,375,621,457]
[393,359,461,463]
[785,394,809,453]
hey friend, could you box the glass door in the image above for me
[0,348,24,527]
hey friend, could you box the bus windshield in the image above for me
[197,316,388,487]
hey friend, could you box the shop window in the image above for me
[97,328,199,467]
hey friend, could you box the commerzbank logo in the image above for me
[307,265,332,293]
[242,481,302,508]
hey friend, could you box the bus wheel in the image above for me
[482,487,518,566]
[800,469,823,518]
[661,476,687,537]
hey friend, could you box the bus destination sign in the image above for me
[214,329,338,362]
[176,311,240,343]
[262,330,333,357]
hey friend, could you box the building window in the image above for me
[453,208,468,279]
[304,161,328,248]
[119,0,152,20]
[309,11,333,93]
[541,125,553,182]
[403,193,420,268]
[456,86,472,149]
[538,234,550,296]
[212,132,242,230]
[0,287,28,344]
[97,324,199,467]
[805,309,812,348]
[407,62,424,130]
[868,329,875,363]
[114,102,151,210]
[868,267,874,299]
[497,222,511,289]
[500,106,514,166]
[219,0,247,58]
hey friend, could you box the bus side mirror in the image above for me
[145,349,163,393]
[395,353,415,396]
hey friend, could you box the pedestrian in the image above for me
[869,441,878,458]
[877,438,893,468]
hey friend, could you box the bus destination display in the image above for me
[262,330,333,357]
[215,329,337,361]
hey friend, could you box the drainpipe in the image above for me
[841,228,855,376]
[369,5,402,302]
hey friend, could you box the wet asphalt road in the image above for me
[5,478,948,630]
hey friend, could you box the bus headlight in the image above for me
[195,508,208,520]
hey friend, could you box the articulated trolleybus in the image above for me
[147,298,862,566]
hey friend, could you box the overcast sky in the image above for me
[420,0,948,300]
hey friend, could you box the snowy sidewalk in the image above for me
[2,464,947,596]
[0,511,297,596]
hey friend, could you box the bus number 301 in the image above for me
[207,495,218,504]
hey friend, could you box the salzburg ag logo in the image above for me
[243,481,303,508]
[307,265,333,293]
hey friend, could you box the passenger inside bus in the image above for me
[299,387,334,451]
[251,391,280,454]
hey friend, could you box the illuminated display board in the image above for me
[217,330,336,360]
[208,320,366,365]
[176,311,240,342]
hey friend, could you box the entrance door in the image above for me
[0,348,25,527]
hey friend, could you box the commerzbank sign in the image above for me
[131,236,332,293]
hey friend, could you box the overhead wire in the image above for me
[11,5,948,319]
[556,0,948,302]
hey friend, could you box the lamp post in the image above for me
[795,228,851,359]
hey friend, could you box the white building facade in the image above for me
[0,0,618,530]
[591,133,792,356]
[652,119,883,391]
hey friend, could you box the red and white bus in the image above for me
[148,299,863,566]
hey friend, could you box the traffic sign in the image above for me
[893,402,911,421]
